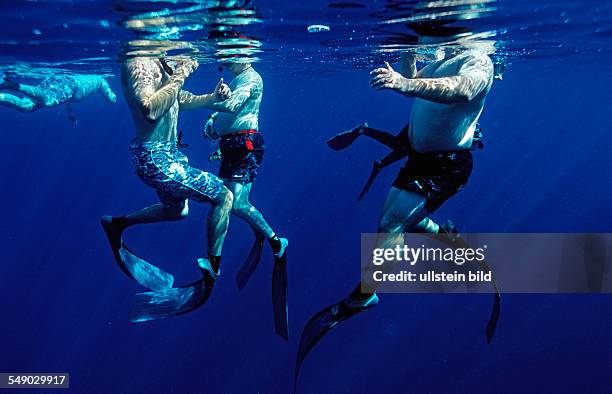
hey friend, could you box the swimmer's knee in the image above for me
[215,188,233,208]
[232,201,254,217]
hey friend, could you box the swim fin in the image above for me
[236,236,265,291]
[294,294,379,392]
[101,216,174,291]
[272,251,289,340]
[326,124,365,151]
[358,161,382,201]
[130,277,214,322]
[130,262,217,323]
[118,245,175,291]
[358,149,408,201]
[439,221,501,343]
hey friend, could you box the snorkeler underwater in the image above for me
[1,0,611,393]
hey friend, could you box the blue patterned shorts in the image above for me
[38,75,78,106]
[130,139,224,207]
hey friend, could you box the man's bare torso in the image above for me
[122,59,179,142]
[409,50,493,153]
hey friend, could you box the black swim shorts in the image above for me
[392,150,473,212]
[219,130,264,184]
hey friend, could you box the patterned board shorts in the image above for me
[130,139,224,208]
[38,75,78,107]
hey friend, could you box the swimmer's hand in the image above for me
[214,78,231,101]
[203,114,220,141]
[370,62,405,91]
[174,58,199,78]
[108,91,117,103]
[209,148,222,162]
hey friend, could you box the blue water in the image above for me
[1,1,612,393]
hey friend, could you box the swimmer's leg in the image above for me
[227,181,274,238]
[227,181,288,257]
[13,83,46,101]
[294,188,427,389]
[356,187,428,296]
[14,82,64,107]
[0,93,38,112]
[227,180,289,338]
[126,188,232,320]
[207,187,233,262]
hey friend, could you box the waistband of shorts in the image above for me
[220,130,261,138]
[410,147,472,159]
[129,138,178,151]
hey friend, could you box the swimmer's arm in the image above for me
[372,56,493,104]
[398,53,418,79]
[208,76,258,113]
[126,61,188,121]
[178,91,219,110]
[179,78,231,110]
[98,78,117,103]
[398,56,493,103]
[398,53,430,79]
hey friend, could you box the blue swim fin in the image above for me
[118,244,174,291]
[236,236,265,291]
[294,295,378,393]
[272,252,289,340]
[130,274,215,323]
[101,216,174,291]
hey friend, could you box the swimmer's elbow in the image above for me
[141,101,159,121]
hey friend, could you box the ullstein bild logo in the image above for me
[360,233,612,293]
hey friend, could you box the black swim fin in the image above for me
[236,236,265,291]
[438,222,501,343]
[326,124,364,151]
[294,297,378,392]
[130,274,215,322]
[358,149,409,201]
[358,161,382,201]
[272,252,289,340]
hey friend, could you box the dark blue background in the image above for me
[1,57,611,394]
